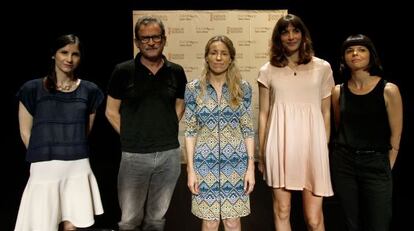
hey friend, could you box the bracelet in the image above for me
[248,156,255,160]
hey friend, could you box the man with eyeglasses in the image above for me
[106,15,187,231]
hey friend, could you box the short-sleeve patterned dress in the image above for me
[257,57,334,196]
[184,79,254,220]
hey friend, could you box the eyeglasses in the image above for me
[138,34,163,44]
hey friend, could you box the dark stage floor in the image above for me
[5,163,409,231]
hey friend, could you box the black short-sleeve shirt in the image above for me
[107,53,187,153]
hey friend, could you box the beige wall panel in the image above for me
[133,10,288,162]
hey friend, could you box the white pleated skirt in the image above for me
[14,158,104,231]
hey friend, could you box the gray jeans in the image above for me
[117,148,181,231]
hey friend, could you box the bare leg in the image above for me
[272,188,292,231]
[60,221,76,231]
[223,217,241,231]
[302,189,325,231]
[202,220,220,231]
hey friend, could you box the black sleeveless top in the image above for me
[335,78,390,151]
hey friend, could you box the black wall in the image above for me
[4,0,412,230]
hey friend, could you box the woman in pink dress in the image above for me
[257,14,334,231]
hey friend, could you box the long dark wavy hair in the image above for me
[44,34,81,92]
[270,14,314,67]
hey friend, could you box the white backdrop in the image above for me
[132,10,288,162]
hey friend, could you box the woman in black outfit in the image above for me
[331,34,403,231]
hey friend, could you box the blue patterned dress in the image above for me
[184,79,254,220]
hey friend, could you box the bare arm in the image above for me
[258,83,270,173]
[244,137,255,195]
[185,136,199,195]
[87,112,97,135]
[175,98,185,121]
[384,83,403,169]
[18,102,33,149]
[105,95,122,134]
[331,85,341,130]
[321,95,332,142]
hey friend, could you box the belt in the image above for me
[334,143,389,154]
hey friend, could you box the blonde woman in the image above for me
[185,35,255,231]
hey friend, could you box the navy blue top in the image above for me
[17,78,104,162]
[107,53,187,153]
